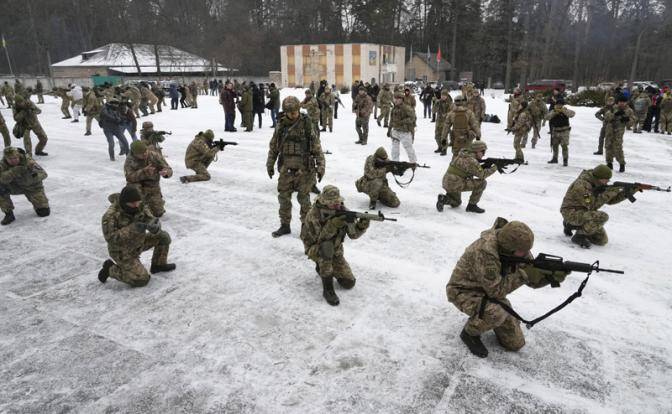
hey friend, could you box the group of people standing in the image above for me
[219,80,281,132]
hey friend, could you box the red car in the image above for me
[525,80,567,93]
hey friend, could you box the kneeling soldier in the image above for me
[180,129,222,183]
[98,185,175,287]
[437,141,497,214]
[355,147,401,209]
[301,185,370,306]
[447,218,569,357]
[124,141,173,217]
[0,147,49,225]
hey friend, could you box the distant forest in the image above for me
[0,0,670,87]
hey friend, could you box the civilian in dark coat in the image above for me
[252,83,265,128]
[220,81,237,132]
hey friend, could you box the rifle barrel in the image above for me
[595,267,625,274]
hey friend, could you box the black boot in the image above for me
[434,147,442,153]
[593,150,603,155]
[460,328,488,358]
[376,119,381,127]
[336,277,356,289]
[466,204,485,214]
[35,151,48,156]
[179,176,188,184]
[563,221,573,237]
[571,234,591,249]
[84,131,92,136]
[272,224,291,238]
[547,158,558,164]
[440,150,447,156]
[436,194,445,212]
[369,200,376,210]
[35,207,50,217]
[150,263,177,274]
[1,211,15,225]
[321,276,340,306]
[98,259,113,283]
[563,158,568,167]
[619,163,625,173]
[607,162,613,170]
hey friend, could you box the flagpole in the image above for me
[1,34,14,77]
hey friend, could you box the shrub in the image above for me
[566,90,605,107]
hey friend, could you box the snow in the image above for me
[1,89,671,413]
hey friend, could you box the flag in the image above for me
[437,46,442,63]
[426,44,430,63]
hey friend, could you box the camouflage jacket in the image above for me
[266,113,325,174]
[1,84,14,97]
[632,94,651,114]
[511,109,532,134]
[508,95,524,114]
[377,89,393,108]
[140,131,166,154]
[442,107,480,141]
[319,93,335,112]
[0,152,47,190]
[301,96,321,122]
[403,94,416,108]
[389,102,416,132]
[122,86,141,102]
[300,201,370,256]
[528,98,548,120]
[102,193,156,258]
[594,104,615,124]
[239,90,253,111]
[185,135,219,168]
[124,152,172,188]
[447,149,497,179]
[354,94,374,118]
[434,99,454,124]
[139,86,156,100]
[604,106,636,135]
[83,90,102,114]
[659,95,672,113]
[12,100,41,127]
[560,170,628,213]
[467,95,486,120]
[361,155,389,182]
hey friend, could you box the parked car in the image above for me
[491,81,505,89]
[631,81,659,91]
[596,82,617,91]
[525,79,567,93]
[442,80,459,90]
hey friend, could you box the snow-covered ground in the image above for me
[1,88,670,414]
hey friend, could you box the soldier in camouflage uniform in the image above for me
[561,165,630,248]
[467,89,486,126]
[631,90,651,133]
[433,89,454,154]
[388,92,417,162]
[353,87,374,144]
[52,87,71,119]
[376,84,393,127]
[138,121,168,154]
[122,85,142,118]
[124,141,173,218]
[179,129,222,183]
[0,111,10,148]
[13,94,48,156]
[437,140,497,214]
[83,87,103,136]
[139,83,158,114]
[151,83,165,113]
[603,95,636,172]
[441,95,480,157]
[527,93,548,148]
[544,102,575,166]
[0,146,50,225]
[593,97,615,155]
[266,96,326,238]
[447,218,570,358]
[318,87,335,133]
[507,89,524,129]
[301,90,321,136]
[98,185,175,287]
[511,101,532,162]
[355,147,400,210]
[300,185,370,306]
[239,85,253,132]
[35,80,44,104]
[1,81,14,108]
[659,91,672,135]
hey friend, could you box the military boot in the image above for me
[460,328,488,358]
[563,221,574,237]
[98,259,114,283]
[321,276,340,306]
[272,224,291,238]
[1,210,15,225]
[376,119,381,127]
[563,158,568,167]
[35,151,48,156]
[466,204,485,214]
[547,158,558,164]
[434,147,442,153]
[150,263,176,274]
[369,200,377,210]
[619,163,625,173]
[440,149,447,156]
[84,131,92,136]
[436,194,445,212]
[607,162,613,170]
[571,234,591,249]
[593,150,603,155]
[336,277,356,289]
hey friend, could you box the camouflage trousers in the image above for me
[1,120,9,147]
[450,131,473,156]
[356,177,400,207]
[513,132,527,161]
[60,100,71,118]
[561,209,609,245]
[634,111,647,132]
[660,111,672,133]
[37,93,44,104]
[148,95,158,113]
[243,111,253,131]
[85,114,99,134]
[604,129,625,165]
[277,168,316,226]
[0,184,49,213]
[434,121,446,150]
[442,173,487,206]
[135,184,166,217]
[530,118,542,146]
[23,123,48,156]
[379,105,391,127]
[183,161,212,182]
[307,243,354,282]
[322,108,333,131]
[596,124,606,153]
[109,230,171,287]
[447,290,525,351]
[191,95,198,109]
[356,116,370,143]
[131,100,141,118]
[550,128,570,161]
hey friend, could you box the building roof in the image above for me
[52,43,232,73]
[408,52,451,72]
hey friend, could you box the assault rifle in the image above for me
[479,157,524,174]
[210,139,238,151]
[323,209,397,223]
[374,159,430,188]
[153,130,172,137]
[608,181,671,202]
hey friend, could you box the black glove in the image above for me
[146,218,161,234]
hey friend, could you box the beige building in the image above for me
[280,43,405,89]
[406,52,452,82]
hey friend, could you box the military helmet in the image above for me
[120,185,142,205]
[130,141,148,155]
[318,185,344,205]
[305,89,313,96]
[454,95,465,105]
[592,164,612,180]
[374,147,388,160]
[203,129,215,140]
[497,221,534,253]
[470,141,488,153]
[282,96,300,113]
[141,121,154,130]
[14,94,25,103]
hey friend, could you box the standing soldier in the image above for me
[507,88,524,129]
[266,96,325,238]
[35,80,45,104]
[603,95,636,172]
[433,89,454,154]
[124,141,173,218]
[355,147,400,209]
[179,130,222,183]
[442,95,480,157]
[318,86,335,133]
[151,82,164,113]
[659,90,672,135]
[12,95,49,156]
[593,97,615,155]
[122,85,142,118]
[437,141,497,214]
[83,87,103,136]
[353,86,374,145]
[301,89,321,136]
[446,218,569,358]
[189,82,199,109]
[239,85,253,132]
[511,101,532,163]
[0,111,10,147]
[388,92,417,162]
[377,83,393,127]
[98,185,175,287]
[2,81,15,108]
[544,102,575,166]
[53,87,72,119]
[467,89,486,126]
[527,93,548,149]
[267,83,281,128]
[300,185,370,306]
[631,88,651,133]
[368,78,380,120]
[139,83,158,114]
[560,165,630,248]
[0,146,50,225]
[403,87,416,108]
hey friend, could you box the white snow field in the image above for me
[1,88,671,414]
